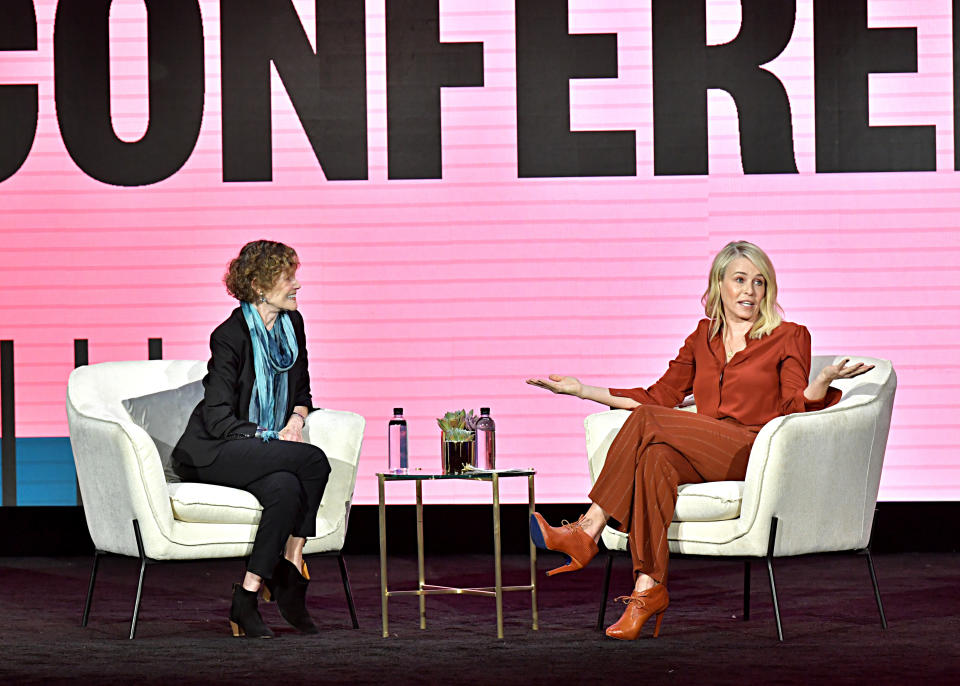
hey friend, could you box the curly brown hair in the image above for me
[224,240,299,303]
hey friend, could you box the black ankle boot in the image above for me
[265,559,319,634]
[229,583,274,638]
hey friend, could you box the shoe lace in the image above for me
[560,515,591,531]
[613,590,653,608]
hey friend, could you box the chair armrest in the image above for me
[739,398,889,555]
[303,409,365,547]
[584,409,632,481]
[303,409,365,469]
[67,397,176,557]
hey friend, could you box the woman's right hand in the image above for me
[526,374,583,398]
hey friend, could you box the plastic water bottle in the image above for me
[388,408,408,474]
[476,407,496,470]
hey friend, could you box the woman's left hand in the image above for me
[804,358,874,402]
[279,415,304,442]
[817,358,874,385]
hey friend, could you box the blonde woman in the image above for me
[527,241,872,640]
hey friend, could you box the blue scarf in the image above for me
[241,302,299,441]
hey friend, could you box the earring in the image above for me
[259,292,266,303]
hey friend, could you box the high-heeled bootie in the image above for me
[529,512,599,576]
[263,558,319,634]
[605,584,669,641]
[229,583,274,638]
[261,559,310,600]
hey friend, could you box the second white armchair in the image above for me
[584,356,896,640]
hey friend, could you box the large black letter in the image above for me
[515,0,635,178]
[814,0,935,172]
[54,0,204,186]
[652,0,797,176]
[0,0,38,183]
[386,0,484,179]
[221,0,367,182]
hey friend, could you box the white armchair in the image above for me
[584,356,896,640]
[66,360,365,638]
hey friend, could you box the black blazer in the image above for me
[173,307,313,467]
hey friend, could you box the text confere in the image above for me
[0,0,948,186]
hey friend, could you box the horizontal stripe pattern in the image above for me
[0,1,956,503]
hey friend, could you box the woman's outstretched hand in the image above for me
[526,374,583,398]
[526,375,640,410]
[818,358,875,384]
[804,358,875,402]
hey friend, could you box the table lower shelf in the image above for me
[386,583,536,598]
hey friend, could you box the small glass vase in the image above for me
[442,440,476,474]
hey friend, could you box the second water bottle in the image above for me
[476,407,496,470]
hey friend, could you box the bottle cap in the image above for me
[480,407,490,414]
[393,407,403,415]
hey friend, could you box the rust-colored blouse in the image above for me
[609,319,841,432]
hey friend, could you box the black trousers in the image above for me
[176,438,331,579]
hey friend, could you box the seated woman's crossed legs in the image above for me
[530,404,755,639]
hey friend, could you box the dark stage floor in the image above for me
[1,552,957,685]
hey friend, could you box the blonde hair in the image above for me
[701,241,782,339]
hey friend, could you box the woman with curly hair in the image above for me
[527,241,872,640]
[173,240,330,638]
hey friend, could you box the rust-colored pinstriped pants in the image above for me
[588,404,757,584]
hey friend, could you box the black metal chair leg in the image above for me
[766,517,783,641]
[81,550,102,627]
[743,560,751,621]
[130,557,147,640]
[129,519,148,640]
[765,557,783,642]
[864,548,888,629]
[596,553,614,631]
[337,552,360,629]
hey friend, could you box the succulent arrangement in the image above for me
[437,409,478,443]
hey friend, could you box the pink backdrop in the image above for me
[2,0,958,503]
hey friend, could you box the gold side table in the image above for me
[377,469,538,639]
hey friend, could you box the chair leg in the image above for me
[863,509,888,630]
[595,553,614,631]
[765,557,783,642]
[743,560,751,621]
[130,557,147,640]
[864,548,888,630]
[337,552,360,629]
[766,516,784,642]
[81,550,102,627]
[129,519,148,640]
